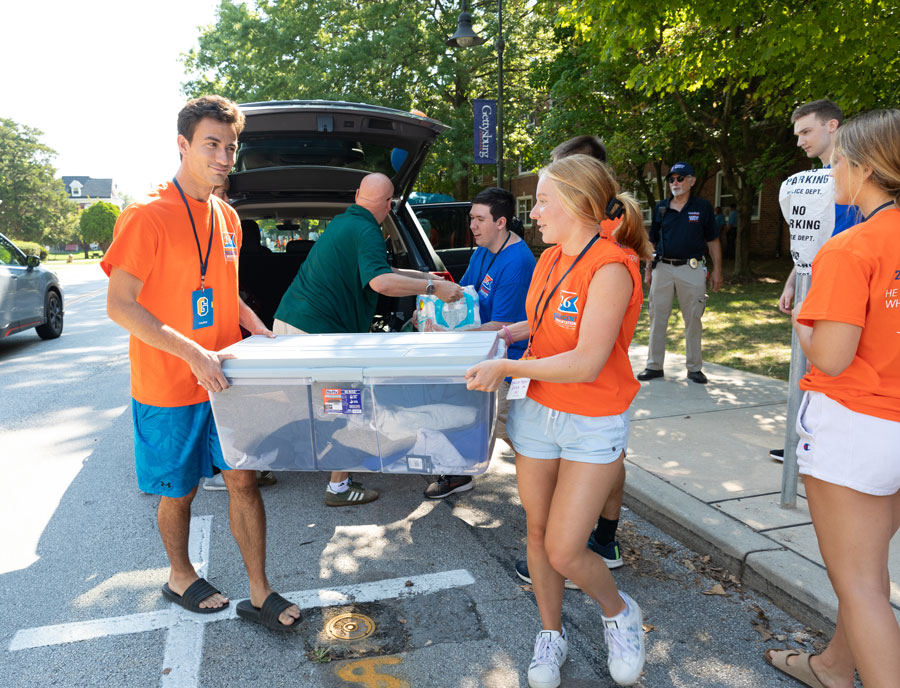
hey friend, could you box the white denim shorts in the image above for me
[796,390,900,496]
[507,396,628,464]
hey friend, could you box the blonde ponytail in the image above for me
[611,193,653,261]
[542,155,652,260]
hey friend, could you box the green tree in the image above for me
[0,118,79,245]
[181,0,558,198]
[548,0,900,276]
[79,201,120,258]
[531,26,717,210]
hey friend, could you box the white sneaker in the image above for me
[601,591,645,685]
[527,628,567,688]
[202,472,227,491]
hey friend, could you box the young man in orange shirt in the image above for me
[102,96,300,630]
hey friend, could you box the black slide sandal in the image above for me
[236,592,300,631]
[161,578,228,614]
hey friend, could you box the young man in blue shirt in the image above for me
[769,99,859,464]
[424,187,535,499]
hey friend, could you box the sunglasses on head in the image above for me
[668,175,687,183]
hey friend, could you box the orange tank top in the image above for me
[525,236,642,416]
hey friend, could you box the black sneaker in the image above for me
[637,368,664,381]
[515,558,580,590]
[587,535,625,569]
[424,475,473,499]
[769,448,785,462]
[687,370,708,384]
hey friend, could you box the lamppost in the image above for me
[447,0,504,189]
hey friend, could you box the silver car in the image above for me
[0,232,64,339]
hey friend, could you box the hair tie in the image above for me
[605,197,625,220]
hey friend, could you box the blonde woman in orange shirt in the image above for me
[764,109,900,688]
[466,155,652,687]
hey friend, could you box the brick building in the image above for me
[507,166,795,259]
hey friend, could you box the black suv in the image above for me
[410,201,473,282]
[228,101,452,331]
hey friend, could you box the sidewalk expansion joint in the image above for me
[739,546,788,573]
[705,490,784,505]
[630,400,786,422]
[757,522,813,534]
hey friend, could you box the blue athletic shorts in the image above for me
[507,396,628,464]
[132,399,229,498]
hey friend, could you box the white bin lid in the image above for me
[220,332,501,380]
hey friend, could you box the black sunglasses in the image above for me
[668,175,687,183]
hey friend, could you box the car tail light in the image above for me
[433,271,455,283]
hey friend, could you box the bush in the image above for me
[13,240,48,261]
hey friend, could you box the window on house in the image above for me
[70,182,82,198]
[631,181,654,225]
[517,196,533,227]
[715,171,761,221]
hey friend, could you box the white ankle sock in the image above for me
[329,479,349,493]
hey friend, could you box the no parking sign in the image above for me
[778,169,835,275]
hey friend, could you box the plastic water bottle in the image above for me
[442,299,468,329]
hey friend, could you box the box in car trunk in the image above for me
[209,332,500,474]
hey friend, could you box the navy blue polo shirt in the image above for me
[649,195,718,259]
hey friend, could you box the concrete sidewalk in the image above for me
[623,345,900,632]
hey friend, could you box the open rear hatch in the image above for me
[229,101,449,205]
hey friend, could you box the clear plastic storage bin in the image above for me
[209,332,501,474]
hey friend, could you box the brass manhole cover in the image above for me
[325,612,376,641]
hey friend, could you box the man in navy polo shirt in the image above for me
[638,162,723,384]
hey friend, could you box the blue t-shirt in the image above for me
[461,238,535,360]
[821,165,861,236]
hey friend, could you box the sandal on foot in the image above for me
[161,578,228,614]
[764,649,827,688]
[236,592,300,631]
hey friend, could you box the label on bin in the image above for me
[322,388,363,415]
[405,454,434,473]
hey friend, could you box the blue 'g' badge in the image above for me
[192,288,214,329]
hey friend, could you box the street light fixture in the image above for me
[447,0,505,189]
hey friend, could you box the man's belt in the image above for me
[658,257,702,268]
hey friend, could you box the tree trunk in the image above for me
[732,191,754,277]
[454,174,467,202]
[83,244,90,260]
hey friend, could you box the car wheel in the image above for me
[35,290,63,340]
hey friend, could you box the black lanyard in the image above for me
[864,200,895,222]
[526,234,599,353]
[477,231,512,286]
[172,178,215,289]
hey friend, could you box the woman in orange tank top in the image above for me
[466,155,653,687]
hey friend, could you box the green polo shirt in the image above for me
[274,204,393,333]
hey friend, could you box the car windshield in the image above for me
[235,137,407,178]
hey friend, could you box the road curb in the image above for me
[622,461,837,633]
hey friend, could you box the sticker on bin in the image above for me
[405,454,434,473]
[322,388,363,415]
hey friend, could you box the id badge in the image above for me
[506,376,531,399]
[507,354,536,400]
[192,288,213,330]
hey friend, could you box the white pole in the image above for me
[780,272,810,508]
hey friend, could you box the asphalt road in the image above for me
[0,263,829,687]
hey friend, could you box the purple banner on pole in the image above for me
[473,99,497,165]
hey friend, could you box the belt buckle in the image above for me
[688,258,699,269]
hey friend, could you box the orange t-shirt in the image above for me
[525,236,643,416]
[797,207,900,422]
[101,182,243,407]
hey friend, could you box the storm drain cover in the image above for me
[325,612,376,641]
